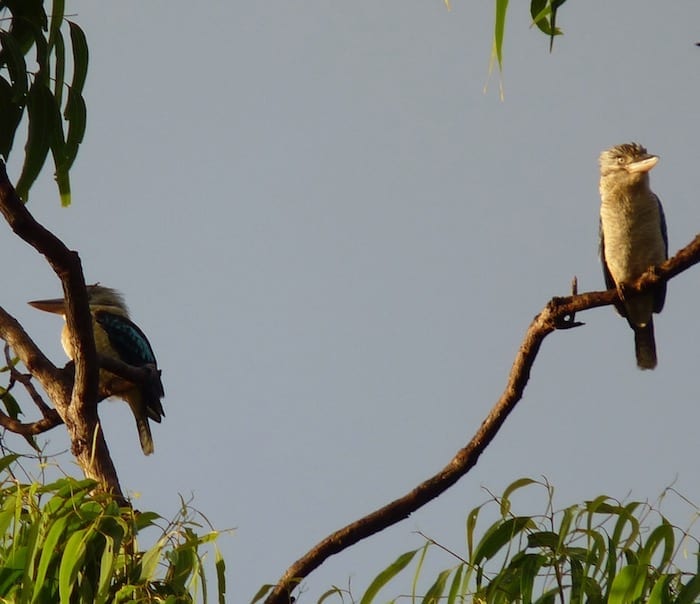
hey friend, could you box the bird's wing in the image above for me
[599,220,617,291]
[94,310,165,399]
[657,194,669,257]
[653,194,668,314]
[599,219,626,317]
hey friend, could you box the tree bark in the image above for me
[0,160,124,500]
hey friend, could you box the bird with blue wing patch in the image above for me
[29,285,165,454]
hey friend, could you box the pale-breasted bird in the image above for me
[29,285,165,454]
[599,142,668,370]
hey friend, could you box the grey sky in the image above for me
[2,1,700,601]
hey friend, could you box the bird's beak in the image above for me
[626,155,659,174]
[28,297,67,315]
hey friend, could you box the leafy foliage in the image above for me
[337,478,700,604]
[0,0,88,205]
[0,460,227,603]
[443,0,568,73]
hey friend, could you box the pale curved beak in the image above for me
[627,155,659,174]
[28,297,66,315]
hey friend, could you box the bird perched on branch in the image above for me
[29,284,165,454]
[598,142,668,370]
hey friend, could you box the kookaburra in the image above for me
[29,284,165,454]
[598,142,668,370]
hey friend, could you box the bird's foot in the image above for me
[617,282,629,302]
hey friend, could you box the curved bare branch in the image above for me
[264,234,700,604]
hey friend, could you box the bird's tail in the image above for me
[135,415,155,456]
[125,390,155,455]
[634,320,657,370]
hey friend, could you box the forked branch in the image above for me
[0,160,124,498]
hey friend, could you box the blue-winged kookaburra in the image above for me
[29,285,165,454]
[599,142,668,370]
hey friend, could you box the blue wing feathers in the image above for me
[95,311,158,366]
[94,311,165,405]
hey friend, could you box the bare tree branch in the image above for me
[0,343,63,437]
[0,307,65,389]
[0,341,160,444]
[0,409,62,436]
[0,160,124,499]
[5,343,55,417]
[264,234,700,604]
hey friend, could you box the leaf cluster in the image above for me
[443,0,568,73]
[342,478,700,604]
[0,0,88,205]
[0,456,226,603]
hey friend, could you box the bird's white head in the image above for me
[28,284,130,318]
[599,142,659,180]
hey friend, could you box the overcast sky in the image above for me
[2,1,700,601]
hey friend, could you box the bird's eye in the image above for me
[616,156,625,164]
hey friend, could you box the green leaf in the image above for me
[530,0,552,35]
[23,18,50,86]
[15,82,58,201]
[48,99,70,206]
[533,588,558,604]
[62,87,86,167]
[612,502,641,553]
[0,547,27,594]
[585,495,620,516]
[318,587,345,604]
[32,514,68,602]
[411,542,430,598]
[446,564,464,604]
[138,537,166,581]
[557,505,576,550]
[522,553,549,601]
[640,520,674,572]
[0,454,21,474]
[676,573,700,604]
[360,548,421,604]
[215,546,226,604]
[0,76,24,158]
[166,542,197,591]
[58,527,90,602]
[646,574,674,604]
[548,0,567,51]
[500,477,537,517]
[527,530,559,549]
[1,390,22,419]
[608,565,647,604]
[493,0,509,71]
[53,29,65,109]
[68,21,89,96]
[0,0,48,56]
[0,491,19,538]
[95,535,116,604]
[472,516,534,566]
[465,506,480,554]
[133,510,162,530]
[0,31,29,102]
[47,0,65,52]
[422,568,452,604]
[579,527,607,579]
[249,584,273,604]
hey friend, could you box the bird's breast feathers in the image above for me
[600,195,666,284]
